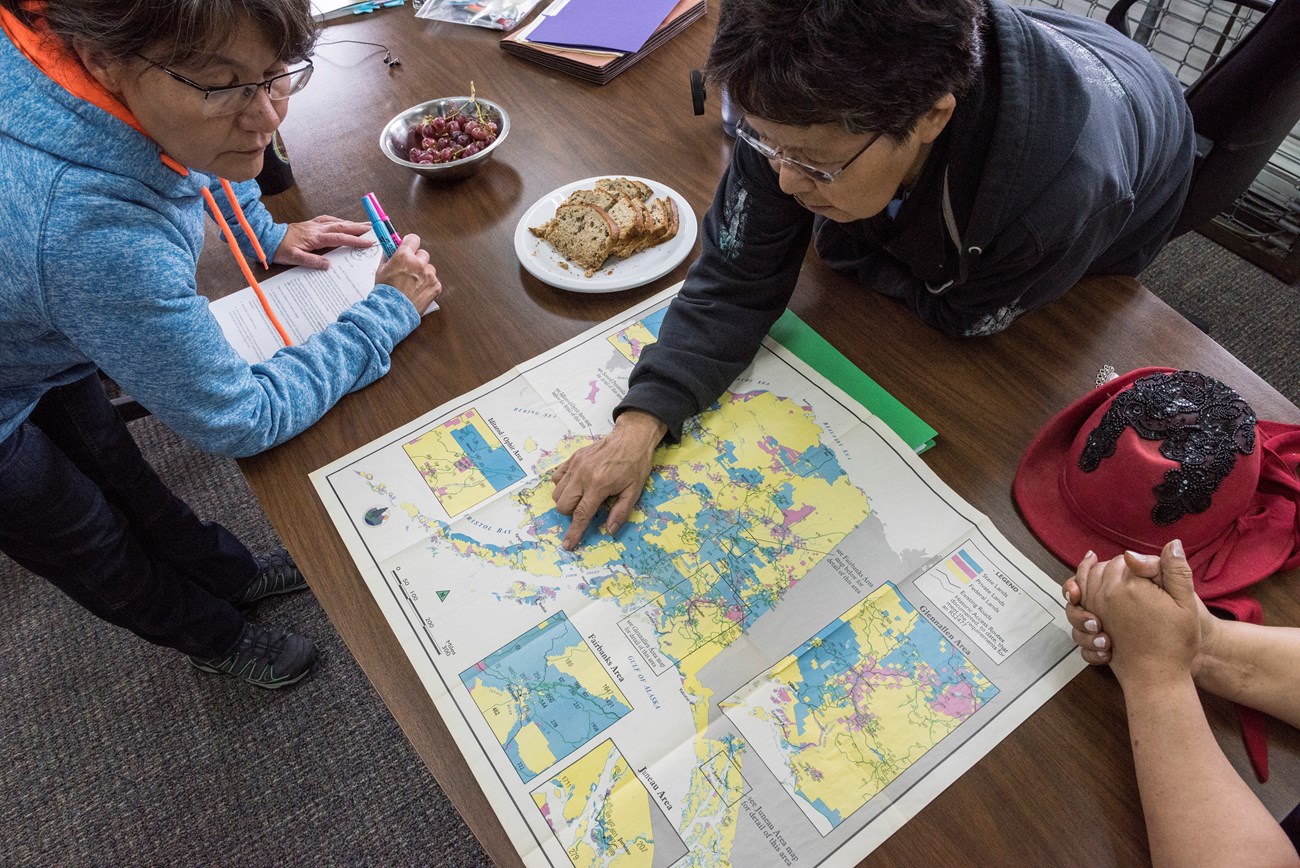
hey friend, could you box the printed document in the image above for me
[210,238,436,364]
[310,284,1085,867]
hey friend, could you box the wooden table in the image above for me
[195,5,1300,865]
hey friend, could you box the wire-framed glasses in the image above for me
[136,56,315,117]
[735,120,882,183]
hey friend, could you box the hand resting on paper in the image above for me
[375,234,442,314]
[274,215,375,269]
[552,409,667,551]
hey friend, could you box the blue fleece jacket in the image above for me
[0,30,421,457]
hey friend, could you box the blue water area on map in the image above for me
[786,443,845,481]
[640,307,667,337]
[957,547,983,572]
[449,423,525,491]
[725,465,764,486]
[772,482,796,511]
[809,796,843,826]
[459,612,631,782]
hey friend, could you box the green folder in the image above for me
[769,310,938,453]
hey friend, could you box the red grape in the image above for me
[404,93,502,166]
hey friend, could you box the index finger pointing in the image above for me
[562,494,605,551]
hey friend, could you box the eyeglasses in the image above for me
[136,56,314,118]
[735,120,882,183]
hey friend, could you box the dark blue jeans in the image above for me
[0,374,252,658]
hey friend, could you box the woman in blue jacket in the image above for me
[0,0,442,687]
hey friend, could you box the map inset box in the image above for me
[531,739,687,868]
[461,613,633,782]
[403,407,525,517]
[721,583,999,835]
[702,747,750,809]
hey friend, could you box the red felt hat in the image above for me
[1015,368,1300,783]
[1014,367,1300,623]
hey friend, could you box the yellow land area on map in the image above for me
[468,681,519,745]
[549,646,630,708]
[607,322,657,364]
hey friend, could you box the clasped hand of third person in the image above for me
[1062,543,1300,867]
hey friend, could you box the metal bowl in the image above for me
[379,96,510,182]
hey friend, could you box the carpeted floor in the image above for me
[1140,233,1299,407]
[0,417,489,866]
[1,231,1295,866]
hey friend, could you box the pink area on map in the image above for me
[782,504,815,527]
[756,434,801,472]
[932,680,980,718]
[725,605,745,622]
[586,380,600,404]
[443,411,474,428]
[949,554,978,580]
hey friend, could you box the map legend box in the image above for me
[916,540,1054,662]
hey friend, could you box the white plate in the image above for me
[514,176,698,293]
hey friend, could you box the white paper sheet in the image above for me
[209,238,436,364]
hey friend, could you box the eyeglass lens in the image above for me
[735,124,835,182]
[204,67,313,117]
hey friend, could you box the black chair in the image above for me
[1107,0,1300,238]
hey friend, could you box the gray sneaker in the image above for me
[237,549,308,608]
[189,623,318,688]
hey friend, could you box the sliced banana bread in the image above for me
[563,188,618,210]
[595,177,654,202]
[530,203,620,276]
[607,194,651,257]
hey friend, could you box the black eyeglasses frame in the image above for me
[135,55,314,117]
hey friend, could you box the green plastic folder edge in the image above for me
[769,310,938,454]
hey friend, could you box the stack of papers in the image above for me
[501,0,706,85]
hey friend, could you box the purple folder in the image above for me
[527,0,680,53]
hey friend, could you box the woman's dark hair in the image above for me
[706,0,986,140]
[1,0,317,66]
